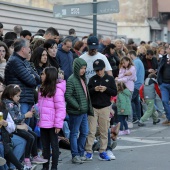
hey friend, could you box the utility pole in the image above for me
[93,0,97,37]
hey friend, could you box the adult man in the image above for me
[13,25,23,38]
[4,38,40,125]
[65,28,79,47]
[20,30,32,42]
[157,45,170,125]
[56,38,73,81]
[43,27,60,43]
[98,36,111,53]
[128,50,145,123]
[80,36,112,83]
[141,49,158,79]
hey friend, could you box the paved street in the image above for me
[37,118,170,170]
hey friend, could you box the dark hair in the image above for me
[35,29,45,36]
[45,27,59,36]
[74,41,84,51]
[31,47,49,68]
[103,43,116,55]
[63,38,72,45]
[82,36,88,40]
[69,28,75,35]
[146,49,154,55]
[32,39,45,51]
[20,30,32,37]
[120,56,134,69]
[140,41,146,45]
[40,67,58,97]
[116,82,127,93]
[0,41,10,61]
[44,39,57,50]
[128,50,136,56]
[4,32,17,41]
[1,84,21,101]
[14,38,27,52]
[148,73,157,79]
[0,23,3,29]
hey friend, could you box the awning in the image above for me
[147,19,162,30]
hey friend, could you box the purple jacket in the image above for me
[117,66,136,92]
[38,80,66,129]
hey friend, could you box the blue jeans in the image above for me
[160,83,170,120]
[20,103,33,125]
[69,114,88,158]
[131,88,141,120]
[10,135,26,169]
[118,115,128,130]
[62,121,70,139]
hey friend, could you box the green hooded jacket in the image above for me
[65,58,94,116]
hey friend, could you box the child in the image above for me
[38,66,66,170]
[65,58,94,164]
[116,82,131,135]
[85,59,117,161]
[1,84,47,169]
[138,73,161,126]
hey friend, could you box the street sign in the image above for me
[53,0,119,18]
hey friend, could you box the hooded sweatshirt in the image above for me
[56,44,73,81]
[65,58,93,116]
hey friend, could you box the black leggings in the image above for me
[14,129,38,158]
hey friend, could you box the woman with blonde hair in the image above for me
[137,45,147,60]
[114,39,127,59]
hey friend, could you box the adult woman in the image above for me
[72,41,84,59]
[114,39,126,59]
[137,45,147,60]
[0,42,9,78]
[31,47,49,75]
[103,43,120,77]
[44,39,59,69]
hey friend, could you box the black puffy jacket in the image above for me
[4,52,40,103]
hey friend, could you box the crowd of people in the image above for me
[0,21,170,170]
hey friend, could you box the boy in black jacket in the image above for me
[85,59,117,161]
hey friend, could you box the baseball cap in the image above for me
[87,36,99,50]
[93,59,105,71]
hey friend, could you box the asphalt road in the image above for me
[37,118,170,170]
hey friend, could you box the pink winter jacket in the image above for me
[117,66,136,92]
[38,80,66,129]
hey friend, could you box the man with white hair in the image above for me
[98,36,111,53]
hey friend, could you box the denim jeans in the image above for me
[131,88,141,120]
[20,103,33,126]
[10,135,26,169]
[40,128,59,170]
[69,114,88,158]
[160,83,170,120]
[62,121,70,139]
[118,115,128,130]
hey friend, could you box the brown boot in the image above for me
[162,119,170,126]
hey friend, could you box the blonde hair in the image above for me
[137,45,147,55]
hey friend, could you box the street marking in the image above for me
[118,137,164,144]
[115,142,170,150]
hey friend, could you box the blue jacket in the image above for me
[56,44,73,81]
[4,52,40,103]
[133,57,145,90]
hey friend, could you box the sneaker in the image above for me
[24,159,32,169]
[161,113,166,119]
[0,157,6,166]
[32,156,48,164]
[153,119,160,125]
[118,130,126,136]
[98,152,111,161]
[127,122,133,129]
[138,122,145,127]
[80,156,87,161]
[85,152,93,161]
[124,129,130,135]
[162,119,170,126]
[132,119,139,124]
[72,156,83,164]
[106,150,116,160]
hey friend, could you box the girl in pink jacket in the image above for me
[38,66,66,170]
